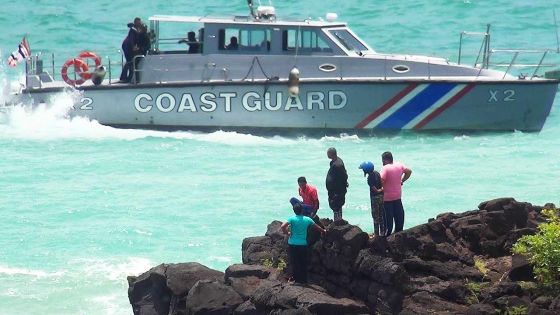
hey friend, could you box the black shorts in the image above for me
[328,191,346,211]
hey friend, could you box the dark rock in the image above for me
[251,281,369,314]
[403,257,481,281]
[550,295,560,310]
[185,280,243,315]
[354,249,408,286]
[503,202,529,228]
[128,264,172,315]
[527,303,557,315]
[508,254,534,282]
[225,264,274,282]
[269,309,313,315]
[229,277,270,300]
[479,198,516,212]
[367,235,389,255]
[233,300,263,315]
[265,221,286,242]
[466,303,498,315]
[166,262,224,296]
[242,236,274,265]
[127,263,225,315]
[532,296,553,309]
[225,265,279,299]
[400,291,468,314]
[481,282,523,301]
[491,295,529,310]
[481,210,514,238]
[482,256,511,282]
[408,276,467,301]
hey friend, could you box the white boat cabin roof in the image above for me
[148,14,346,28]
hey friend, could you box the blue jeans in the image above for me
[384,199,404,236]
[289,198,314,216]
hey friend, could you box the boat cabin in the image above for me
[148,12,373,58]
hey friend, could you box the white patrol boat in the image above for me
[7,1,560,132]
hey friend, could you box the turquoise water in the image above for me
[1,0,560,314]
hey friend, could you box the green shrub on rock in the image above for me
[512,208,560,287]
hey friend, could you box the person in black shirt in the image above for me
[359,161,385,237]
[178,31,200,54]
[226,36,239,50]
[137,24,151,56]
[120,17,141,83]
[132,23,151,82]
[325,147,348,222]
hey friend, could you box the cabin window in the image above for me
[282,29,332,53]
[218,28,271,52]
[328,29,368,53]
[151,21,204,54]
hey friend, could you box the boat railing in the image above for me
[487,49,556,79]
[458,28,490,68]
[132,55,146,84]
[458,25,558,79]
[25,50,124,86]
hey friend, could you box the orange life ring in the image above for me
[61,58,89,86]
[77,51,102,80]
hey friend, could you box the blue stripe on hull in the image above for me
[376,83,457,129]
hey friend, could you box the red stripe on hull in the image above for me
[354,83,418,129]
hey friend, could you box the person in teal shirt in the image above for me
[281,203,326,284]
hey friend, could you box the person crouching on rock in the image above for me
[281,203,326,284]
[289,177,324,228]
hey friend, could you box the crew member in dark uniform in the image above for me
[325,147,349,222]
[120,17,141,83]
[178,31,200,54]
[133,23,151,82]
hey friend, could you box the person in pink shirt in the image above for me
[380,151,412,236]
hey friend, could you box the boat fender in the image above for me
[61,58,89,86]
[77,51,102,80]
[91,65,106,86]
[288,67,300,97]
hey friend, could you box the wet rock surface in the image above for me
[128,198,559,314]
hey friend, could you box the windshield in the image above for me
[328,29,368,54]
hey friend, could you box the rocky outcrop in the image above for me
[128,262,225,315]
[128,198,559,314]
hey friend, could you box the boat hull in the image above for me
[21,79,558,132]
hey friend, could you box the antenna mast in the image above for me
[554,9,560,53]
[247,0,255,18]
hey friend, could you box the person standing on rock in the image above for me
[281,203,326,284]
[359,161,386,237]
[380,151,412,236]
[326,147,349,222]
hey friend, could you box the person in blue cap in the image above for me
[359,161,386,237]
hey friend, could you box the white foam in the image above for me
[0,89,299,144]
[72,257,154,281]
[319,133,363,142]
[208,255,233,263]
[89,293,121,314]
[0,265,64,278]
[0,73,365,145]
[133,229,153,236]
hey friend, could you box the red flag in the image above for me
[7,37,31,67]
